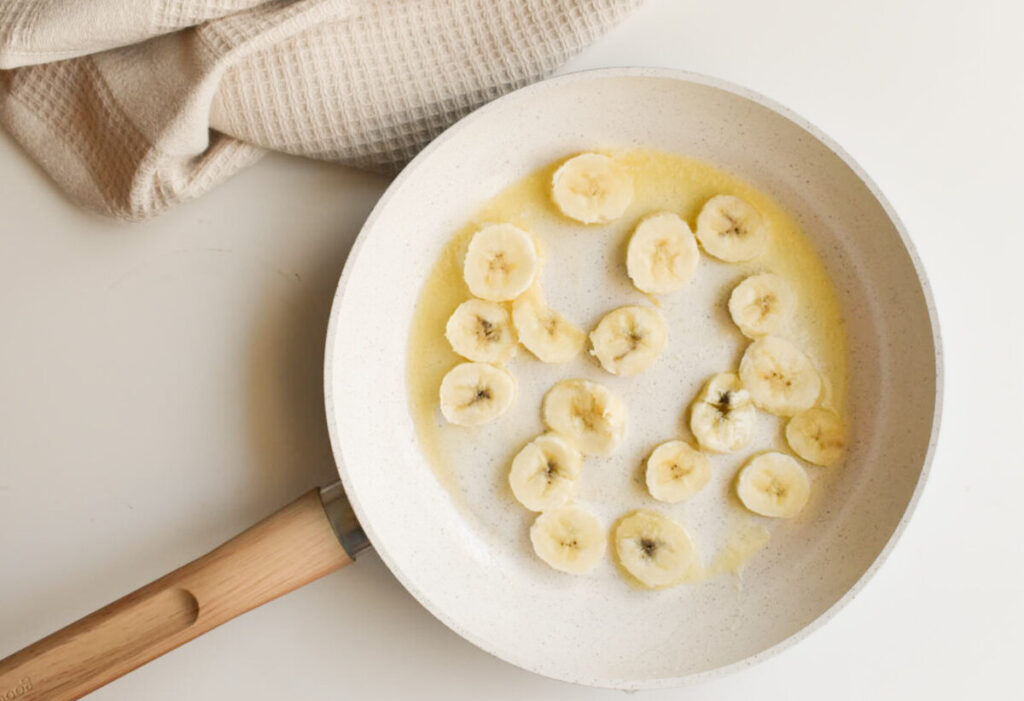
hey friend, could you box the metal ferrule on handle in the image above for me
[320,481,371,559]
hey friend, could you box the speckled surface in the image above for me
[324,69,941,689]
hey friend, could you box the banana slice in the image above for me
[509,433,583,511]
[695,195,766,262]
[439,362,516,426]
[728,273,795,337]
[786,407,846,466]
[445,299,518,364]
[550,153,633,224]
[645,440,711,503]
[614,510,697,588]
[589,305,667,376]
[738,336,821,416]
[463,223,539,301]
[689,372,756,453]
[626,212,700,294]
[542,379,627,456]
[736,452,810,518]
[511,286,586,363]
[530,504,606,574]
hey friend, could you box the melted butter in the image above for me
[611,149,848,410]
[705,520,772,579]
[406,148,848,571]
[608,515,769,588]
[405,163,561,497]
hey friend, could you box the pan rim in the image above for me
[322,66,944,689]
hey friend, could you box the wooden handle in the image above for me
[0,489,352,701]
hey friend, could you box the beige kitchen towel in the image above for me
[0,0,641,220]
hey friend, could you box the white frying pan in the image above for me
[0,68,941,698]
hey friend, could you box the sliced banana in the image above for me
[439,362,515,426]
[551,152,633,224]
[736,452,810,518]
[626,212,700,294]
[509,433,583,511]
[689,372,756,453]
[445,299,517,364]
[542,379,627,456]
[738,336,821,416]
[645,440,711,503]
[530,504,606,574]
[511,286,586,363]
[695,194,766,262]
[786,407,846,466]
[589,305,667,376]
[614,510,697,588]
[728,273,795,337]
[463,223,539,301]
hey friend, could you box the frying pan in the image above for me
[0,68,941,697]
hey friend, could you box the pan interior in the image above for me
[325,70,938,689]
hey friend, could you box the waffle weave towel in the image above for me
[0,0,640,219]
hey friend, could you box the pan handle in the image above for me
[0,486,364,701]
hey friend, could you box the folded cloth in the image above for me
[0,0,641,220]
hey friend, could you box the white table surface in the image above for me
[2,1,1021,698]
